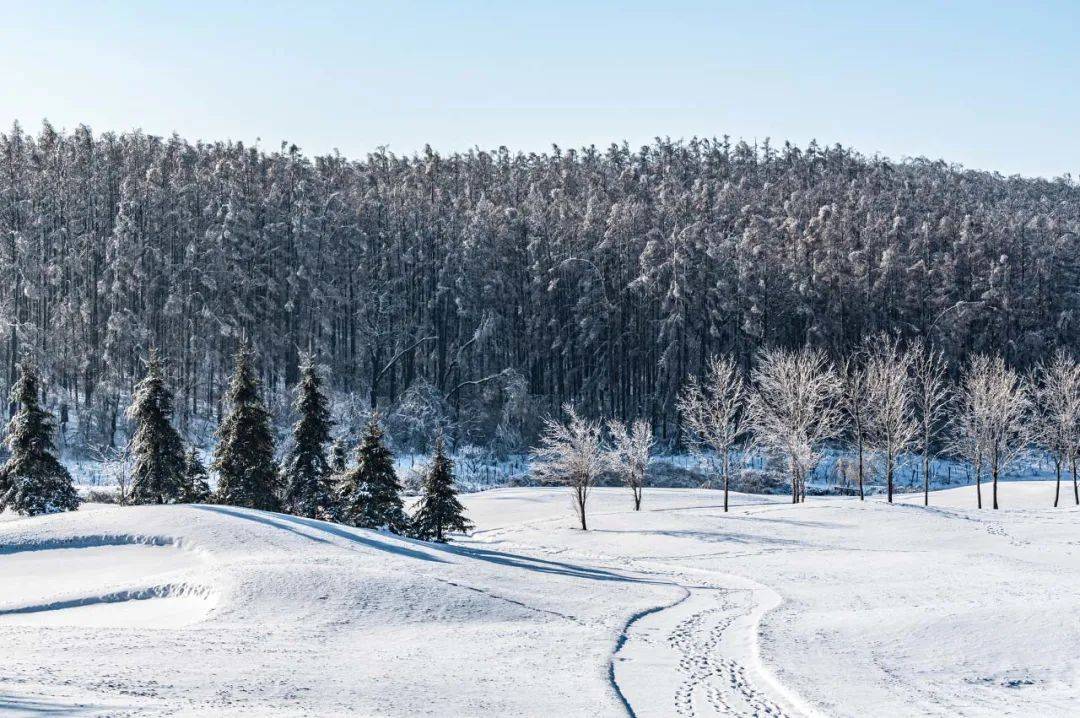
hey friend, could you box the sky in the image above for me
[1,0,1077,178]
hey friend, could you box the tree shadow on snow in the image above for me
[0,694,124,715]
[191,505,446,563]
[428,543,657,584]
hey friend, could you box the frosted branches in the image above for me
[533,405,606,530]
[678,355,747,511]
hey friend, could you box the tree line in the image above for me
[0,349,472,543]
[2,122,1078,453]
[534,341,1080,529]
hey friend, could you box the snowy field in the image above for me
[1,483,1078,716]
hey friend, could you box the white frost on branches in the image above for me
[532,405,606,530]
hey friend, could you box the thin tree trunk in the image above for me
[857,440,864,500]
[1054,460,1061,508]
[976,470,982,509]
[722,452,729,512]
[992,466,999,510]
[923,453,930,507]
[1073,456,1079,506]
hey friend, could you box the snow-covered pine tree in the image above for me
[181,449,212,503]
[330,438,348,473]
[411,435,472,542]
[212,343,280,511]
[338,415,407,532]
[127,349,187,504]
[282,356,334,518]
[0,359,80,516]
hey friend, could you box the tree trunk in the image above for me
[722,452,729,513]
[576,485,588,530]
[1073,456,1079,506]
[923,453,930,507]
[1054,460,1061,508]
[976,470,982,509]
[857,441,864,500]
[992,465,999,510]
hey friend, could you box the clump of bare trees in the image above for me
[534,343,1078,525]
[748,347,843,504]
[678,355,747,512]
[910,344,951,506]
[532,405,607,530]
[1030,350,1080,507]
[862,337,919,504]
[954,356,1030,509]
[606,419,654,511]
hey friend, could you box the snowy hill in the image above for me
[2,485,1079,716]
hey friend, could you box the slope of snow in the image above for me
[1,484,1078,716]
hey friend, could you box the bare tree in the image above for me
[532,405,606,530]
[605,419,654,511]
[1030,350,1080,507]
[956,355,1029,509]
[953,359,990,509]
[910,344,951,506]
[839,351,870,500]
[677,355,747,512]
[748,347,842,504]
[864,338,919,504]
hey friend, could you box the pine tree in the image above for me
[0,359,80,516]
[127,349,187,504]
[411,435,472,542]
[212,343,280,511]
[330,438,348,473]
[180,449,212,503]
[282,356,334,518]
[339,415,407,532]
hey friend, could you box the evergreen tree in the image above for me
[282,356,334,518]
[0,359,80,516]
[339,415,407,532]
[180,449,212,504]
[330,438,348,473]
[126,349,187,504]
[411,435,472,542]
[212,343,280,511]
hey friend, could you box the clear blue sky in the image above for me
[1,1,1076,177]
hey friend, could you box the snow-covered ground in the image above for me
[1,483,1078,716]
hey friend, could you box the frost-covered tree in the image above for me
[282,357,334,518]
[910,344,951,506]
[677,355,746,511]
[126,349,187,505]
[411,435,473,542]
[1,124,1077,456]
[605,419,654,511]
[748,347,842,503]
[863,338,918,504]
[180,449,212,504]
[1030,350,1080,507]
[839,352,870,500]
[532,405,605,530]
[212,343,280,511]
[0,359,80,516]
[956,355,1029,509]
[339,415,407,532]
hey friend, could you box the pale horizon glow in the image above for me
[1,0,1077,178]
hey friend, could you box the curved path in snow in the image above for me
[611,571,821,718]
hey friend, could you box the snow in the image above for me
[1,484,1079,716]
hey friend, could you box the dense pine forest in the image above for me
[2,121,1078,452]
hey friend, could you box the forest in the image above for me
[1,121,1078,452]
